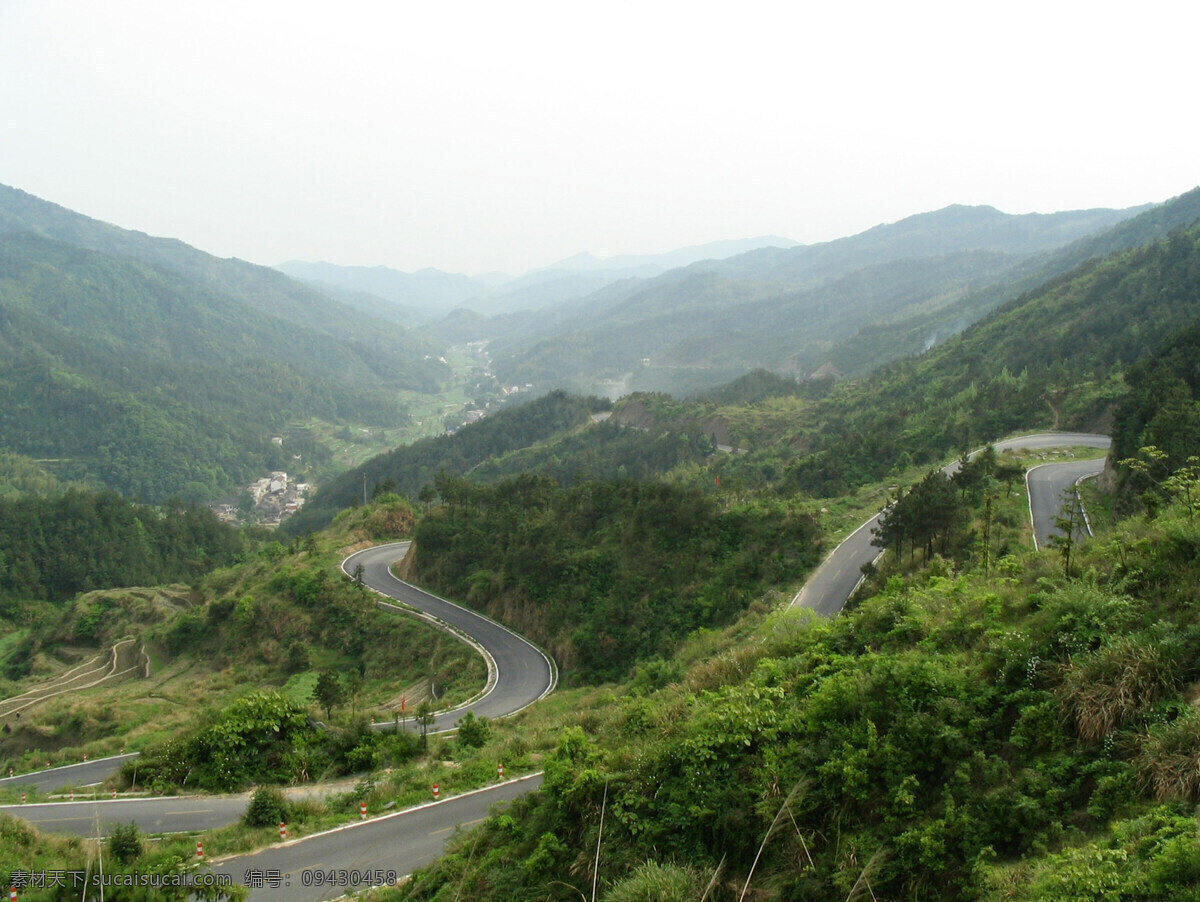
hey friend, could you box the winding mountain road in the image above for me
[792,433,1110,615]
[2,435,1109,898]
[1026,458,1105,549]
[2,544,553,795]
[340,542,556,731]
[2,544,554,845]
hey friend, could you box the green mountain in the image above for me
[282,390,609,535]
[827,187,1200,374]
[0,186,449,501]
[279,237,800,324]
[483,203,1145,396]
[10,196,1200,900]
[782,220,1200,497]
[371,204,1200,902]
[291,208,1200,538]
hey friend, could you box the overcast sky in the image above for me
[1,1,1196,275]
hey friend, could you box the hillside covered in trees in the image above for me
[0,490,248,606]
[371,205,1200,902]
[0,186,447,502]
[412,474,819,682]
[392,472,1200,901]
[479,202,1144,396]
[284,391,612,534]
[4,187,1200,900]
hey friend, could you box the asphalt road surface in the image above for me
[0,792,249,835]
[1027,458,1105,549]
[791,433,1111,615]
[0,546,552,897]
[211,774,544,902]
[341,542,556,730]
[3,542,553,798]
[0,752,139,794]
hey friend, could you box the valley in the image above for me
[0,437,1108,902]
[2,184,1200,900]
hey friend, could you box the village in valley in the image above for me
[208,344,529,528]
[212,468,312,527]
[213,433,314,528]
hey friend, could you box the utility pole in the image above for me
[362,473,368,507]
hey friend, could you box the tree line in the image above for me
[412,472,821,683]
[0,489,248,603]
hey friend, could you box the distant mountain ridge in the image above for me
[825,188,1200,375]
[275,260,488,321]
[481,202,1150,396]
[541,235,799,273]
[276,236,800,321]
[782,213,1200,497]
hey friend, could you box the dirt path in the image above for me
[0,638,145,721]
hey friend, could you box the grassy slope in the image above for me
[0,497,484,777]
[376,472,1200,902]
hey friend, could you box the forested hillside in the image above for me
[1110,312,1200,482]
[0,494,487,794]
[778,222,1200,496]
[291,221,1200,549]
[6,188,1200,901]
[0,185,442,357]
[0,490,248,606]
[412,474,819,682]
[482,203,1142,396]
[284,391,610,534]
[0,188,449,501]
[394,479,1200,901]
[291,221,1200,543]
[827,186,1200,374]
[376,208,1200,902]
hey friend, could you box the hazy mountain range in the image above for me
[278,202,1198,399]
[3,178,1198,501]
[277,235,800,323]
[480,202,1162,396]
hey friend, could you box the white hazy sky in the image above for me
[1,0,1197,275]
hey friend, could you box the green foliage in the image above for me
[243,786,290,828]
[131,690,312,791]
[873,468,969,562]
[286,390,607,534]
[413,475,820,682]
[0,812,245,901]
[488,203,1145,398]
[602,860,704,902]
[784,224,1200,497]
[0,489,247,603]
[107,821,143,865]
[1121,445,1200,519]
[0,188,454,500]
[392,484,1200,902]
[17,190,1200,901]
[1135,712,1200,802]
[998,808,1200,901]
[415,700,435,751]
[455,711,490,749]
[313,670,347,719]
[468,417,720,488]
[694,368,808,405]
[0,449,68,496]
